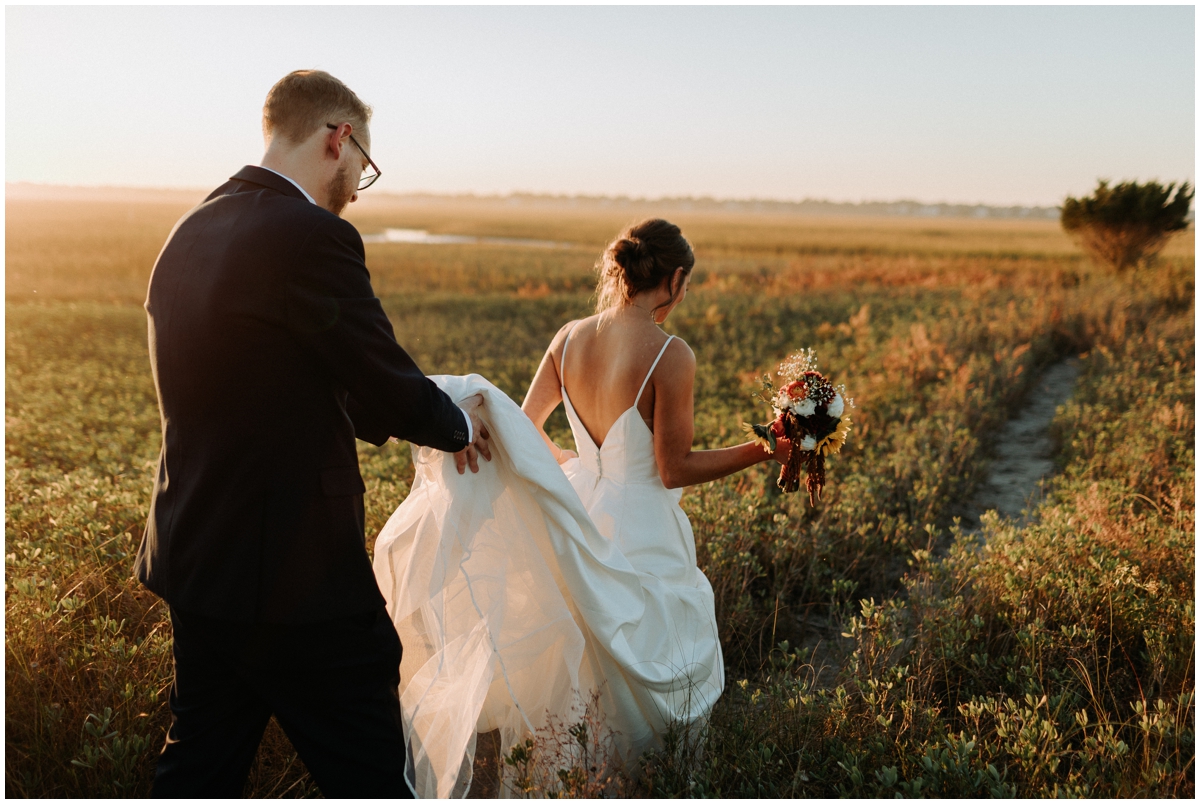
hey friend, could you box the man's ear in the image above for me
[326,123,352,160]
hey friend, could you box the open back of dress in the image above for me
[373,367,724,797]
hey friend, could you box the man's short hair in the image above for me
[263,70,372,145]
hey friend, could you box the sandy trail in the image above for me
[799,357,1082,686]
[962,358,1081,529]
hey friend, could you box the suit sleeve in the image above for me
[345,393,392,447]
[285,216,471,452]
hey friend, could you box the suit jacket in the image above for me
[136,165,470,623]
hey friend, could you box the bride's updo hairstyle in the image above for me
[595,218,695,315]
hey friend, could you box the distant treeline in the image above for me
[367,192,1062,220]
[6,182,1061,220]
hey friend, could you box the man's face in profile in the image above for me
[326,129,370,217]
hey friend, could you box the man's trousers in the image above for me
[150,605,414,798]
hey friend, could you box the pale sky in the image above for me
[5,4,1195,206]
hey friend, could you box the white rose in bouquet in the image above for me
[827,393,845,418]
[791,398,817,417]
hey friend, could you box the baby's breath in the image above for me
[777,348,819,382]
[834,383,855,409]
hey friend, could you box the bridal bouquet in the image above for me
[742,349,854,506]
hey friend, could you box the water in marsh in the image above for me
[361,228,573,248]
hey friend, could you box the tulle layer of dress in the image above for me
[372,374,723,798]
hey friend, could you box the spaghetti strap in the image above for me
[560,323,579,391]
[634,335,675,407]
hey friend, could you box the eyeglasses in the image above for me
[326,123,381,190]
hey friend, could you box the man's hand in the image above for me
[455,394,492,474]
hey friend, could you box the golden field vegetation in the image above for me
[5,187,1194,796]
[10,189,1191,301]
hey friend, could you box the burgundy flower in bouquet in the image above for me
[742,349,855,506]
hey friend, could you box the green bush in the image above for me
[1061,180,1193,272]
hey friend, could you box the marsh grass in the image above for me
[638,303,1194,797]
[5,190,1193,796]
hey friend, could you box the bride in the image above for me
[373,218,790,797]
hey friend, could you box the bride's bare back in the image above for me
[521,219,788,489]
[558,313,676,447]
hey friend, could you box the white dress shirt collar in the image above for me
[259,166,316,205]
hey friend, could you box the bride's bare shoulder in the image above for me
[546,316,596,367]
[549,315,598,350]
[656,335,696,379]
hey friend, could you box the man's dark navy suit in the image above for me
[138,165,469,796]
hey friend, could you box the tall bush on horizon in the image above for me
[1061,179,1193,272]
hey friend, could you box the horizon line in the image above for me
[4,181,1063,211]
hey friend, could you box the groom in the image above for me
[136,70,490,797]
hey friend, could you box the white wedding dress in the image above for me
[372,334,724,797]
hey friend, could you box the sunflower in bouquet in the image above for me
[742,349,854,506]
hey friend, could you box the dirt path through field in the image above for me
[800,357,1082,685]
[961,357,1081,530]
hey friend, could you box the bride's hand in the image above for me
[769,436,792,466]
[556,448,578,465]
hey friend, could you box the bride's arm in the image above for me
[521,323,577,464]
[653,340,788,489]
